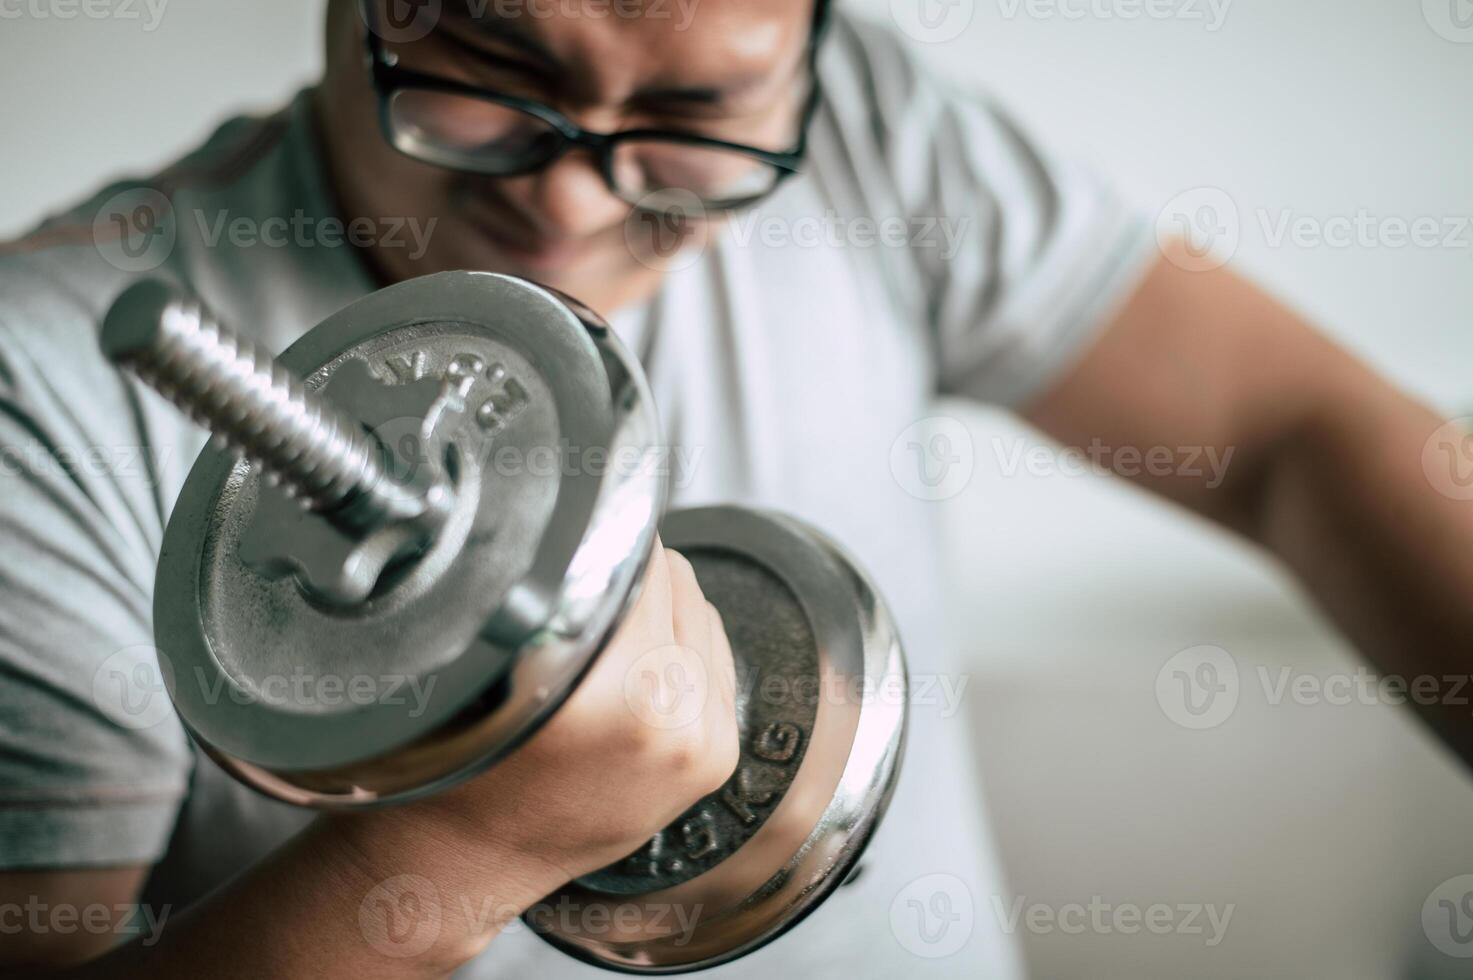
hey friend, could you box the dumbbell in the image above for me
[100,271,907,973]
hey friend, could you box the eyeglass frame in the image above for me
[358,0,832,212]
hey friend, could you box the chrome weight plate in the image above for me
[153,272,665,806]
[530,506,908,974]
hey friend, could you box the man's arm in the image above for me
[0,823,554,979]
[0,868,150,969]
[1024,245,1473,763]
[5,814,565,979]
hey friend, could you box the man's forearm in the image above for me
[1248,370,1473,764]
[58,812,565,979]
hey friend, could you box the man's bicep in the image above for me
[1019,247,1367,525]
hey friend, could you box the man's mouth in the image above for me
[462,198,588,272]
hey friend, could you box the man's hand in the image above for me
[412,541,741,879]
[318,542,742,960]
[333,540,743,949]
[4,542,740,977]
[1024,244,1473,764]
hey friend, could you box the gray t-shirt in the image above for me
[0,13,1154,977]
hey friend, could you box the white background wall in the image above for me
[4,1,1473,976]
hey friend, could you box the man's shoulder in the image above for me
[820,10,954,119]
[0,245,129,413]
[810,11,986,213]
[0,99,298,352]
[0,100,300,468]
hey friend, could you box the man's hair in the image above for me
[332,0,838,63]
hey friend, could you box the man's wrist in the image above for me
[315,807,572,972]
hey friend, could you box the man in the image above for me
[1,0,1468,975]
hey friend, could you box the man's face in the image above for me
[319,0,815,311]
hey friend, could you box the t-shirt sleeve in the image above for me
[0,269,193,870]
[818,16,1160,408]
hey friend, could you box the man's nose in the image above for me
[523,149,630,239]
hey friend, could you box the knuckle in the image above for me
[661,731,702,774]
[701,741,740,795]
[603,813,655,853]
[665,547,694,575]
[620,714,663,756]
[665,550,702,592]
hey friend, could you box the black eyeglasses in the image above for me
[359,0,828,214]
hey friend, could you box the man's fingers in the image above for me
[634,535,673,625]
[664,548,707,654]
[705,601,737,709]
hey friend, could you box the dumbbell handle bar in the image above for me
[101,279,442,535]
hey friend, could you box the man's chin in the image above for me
[414,228,658,311]
[454,228,599,288]
[485,239,588,277]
